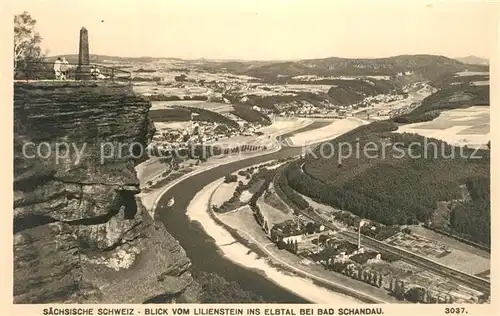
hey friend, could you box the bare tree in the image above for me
[14,11,43,70]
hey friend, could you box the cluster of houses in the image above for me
[267,216,393,278]
[269,219,307,245]
[280,104,336,117]
[151,119,265,152]
[151,122,213,149]
[357,93,405,108]
[396,70,414,76]
[264,214,481,303]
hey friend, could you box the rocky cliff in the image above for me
[13,81,199,303]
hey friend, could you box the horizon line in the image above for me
[46,53,490,63]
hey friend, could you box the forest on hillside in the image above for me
[231,103,272,125]
[149,106,239,128]
[449,177,490,246]
[285,123,490,245]
[223,55,487,81]
[326,79,401,106]
[393,76,489,124]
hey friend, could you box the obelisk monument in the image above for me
[76,27,90,79]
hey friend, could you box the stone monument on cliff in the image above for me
[76,27,90,79]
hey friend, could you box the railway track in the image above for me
[304,210,490,294]
[339,231,490,294]
[273,175,490,295]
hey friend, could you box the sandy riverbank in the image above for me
[186,179,363,304]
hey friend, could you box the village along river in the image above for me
[155,145,310,303]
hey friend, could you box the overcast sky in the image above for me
[9,0,499,60]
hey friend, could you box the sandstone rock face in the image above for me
[14,82,199,303]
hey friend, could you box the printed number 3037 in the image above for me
[445,307,467,314]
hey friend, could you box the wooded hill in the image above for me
[199,54,488,82]
[286,120,490,245]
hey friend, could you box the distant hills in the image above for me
[46,54,170,64]
[48,53,489,82]
[454,56,489,66]
[200,54,489,82]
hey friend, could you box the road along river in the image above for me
[155,146,311,302]
[153,116,375,302]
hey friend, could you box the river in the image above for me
[155,146,310,302]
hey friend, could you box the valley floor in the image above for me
[187,178,395,304]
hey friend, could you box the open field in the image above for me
[131,69,259,83]
[212,182,238,206]
[409,226,489,258]
[154,121,191,130]
[471,81,490,86]
[288,118,366,146]
[407,226,490,278]
[151,100,234,114]
[258,117,312,134]
[243,91,297,97]
[208,134,273,148]
[384,232,489,276]
[132,83,211,97]
[394,106,490,148]
[263,187,292,214]
[151,100,209,108]
[281,121,332,138]
[435,249,490,276]
[257,195,294,229]
[292,75,392,81]
[240,84,333,96]
[455,71,489,77]
[136,157,167,185]
[281,84,333,93]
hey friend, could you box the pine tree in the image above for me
[371,272,377,285]
[377,274,383,288]
[395,280,401,297]
[423,289,429,303]
[428,295,434,303]
[394,279,405,300]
